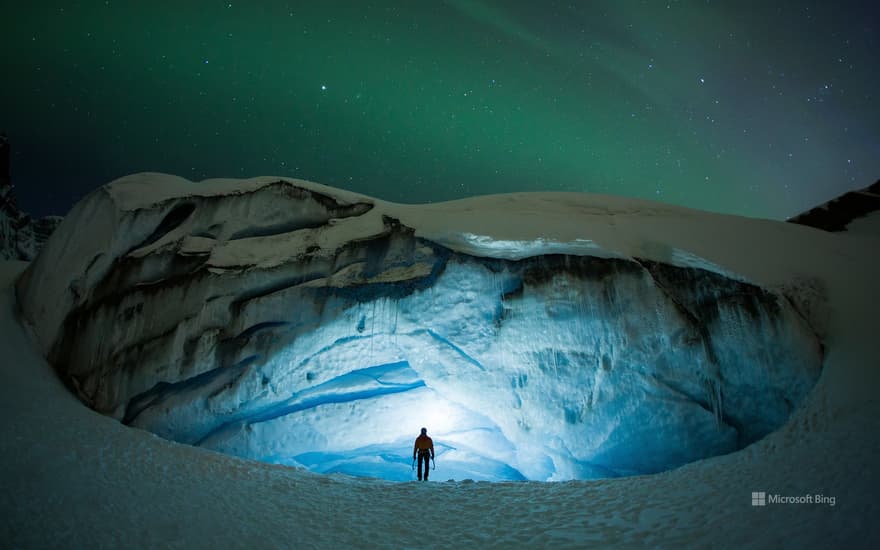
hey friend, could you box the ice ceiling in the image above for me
[16,175,823,481]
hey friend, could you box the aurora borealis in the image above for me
[1,1,877,219]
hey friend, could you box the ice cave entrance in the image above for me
[37,209,821,481]
[196,358,535,482]
[12,178,823,483]
[113,253,822,483]
[191,309,818,484]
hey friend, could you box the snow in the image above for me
[3,177,880,546]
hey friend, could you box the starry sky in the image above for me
[1,1,878,219]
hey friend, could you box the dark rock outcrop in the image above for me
[788,180,880,233]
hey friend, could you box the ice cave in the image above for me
[15,174,824,482]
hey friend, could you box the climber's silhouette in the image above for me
[413,427,434,481]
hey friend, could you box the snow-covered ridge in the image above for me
[0,133,63,260]
[16,173,828,481]
[0,186,62,262]
[788,179,880,233]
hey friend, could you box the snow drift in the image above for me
[16,174,824,481]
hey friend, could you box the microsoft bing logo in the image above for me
[751,490,835,506]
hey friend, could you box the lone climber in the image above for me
[413,427,434,481]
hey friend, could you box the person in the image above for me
[413,427,434,481]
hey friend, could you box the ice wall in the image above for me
[16,174,823,481]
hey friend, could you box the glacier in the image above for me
[16,173,824,481]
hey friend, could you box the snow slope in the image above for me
[2,179,880,547]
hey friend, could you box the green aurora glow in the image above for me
[1,1,877,219]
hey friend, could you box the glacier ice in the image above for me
[16,174,823,481]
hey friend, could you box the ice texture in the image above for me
[15,174,823,481]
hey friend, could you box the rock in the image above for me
[788,180,880,234]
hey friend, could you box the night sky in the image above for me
[1,1,878,220]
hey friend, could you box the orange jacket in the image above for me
[413,434,434,457]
